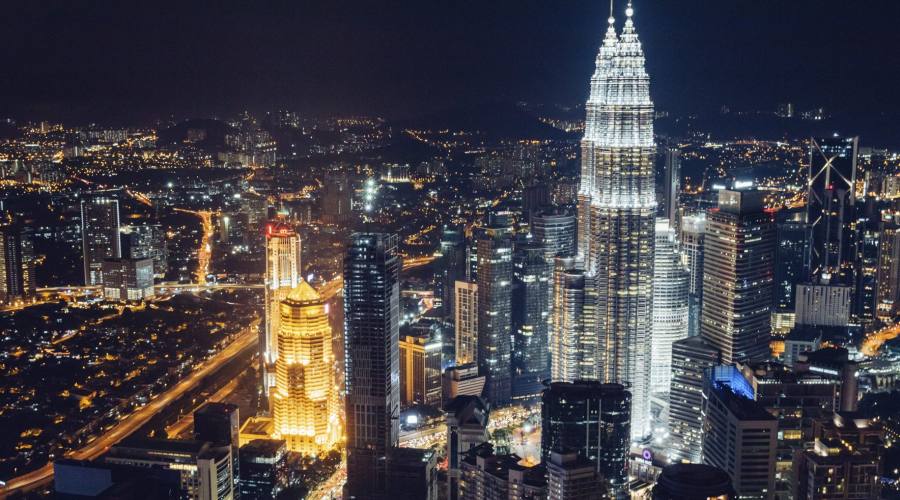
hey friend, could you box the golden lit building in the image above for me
[264,221,301,398]
[272,281,340,455]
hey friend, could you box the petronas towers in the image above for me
[565,3,656,440]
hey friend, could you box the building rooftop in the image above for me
[285,280,320,303]
[713,385,775,421]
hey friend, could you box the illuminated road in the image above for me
[174,208,215,285]
[307,462,346,500]
[861,323,900,357]
[0,320,260,497]
[165,375,243,439]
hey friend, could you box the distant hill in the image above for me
[157,118,233,151]
[394,100,574,141]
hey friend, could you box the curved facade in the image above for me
[651,220,689,399]
[576,5,656,439]
[272,281,340,455]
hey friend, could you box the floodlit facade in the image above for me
[650,220,689,400]
[272,281,339,455]
[263,221,302,398]
[576,4,656,439]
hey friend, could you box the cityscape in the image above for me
[1,1,900,499]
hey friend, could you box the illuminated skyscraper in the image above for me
[344,233,400,499]
[475,214,513,406]
[272,282,339,455]
[700,190,775,364]
[680,213,706,338]
[807,136,858,285]
[576,3,656,439]
[81,190,121,285]
[263,221,301,399]
[512,242,550,397]
[650,220,689,403]
[0,223,35,305]
[454,280,478,365]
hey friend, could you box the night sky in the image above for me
[2,0,899,124]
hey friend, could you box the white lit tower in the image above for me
[263,221,302,401]
[576,2,656,440]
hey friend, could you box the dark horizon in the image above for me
[2,0,900,127]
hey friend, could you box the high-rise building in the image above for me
[541,381,631,491]
[511,242,550,398]
[546,449,607,500]
[475,215,514,406]
[700,189,776,364]
[0,223,35,305]
[650,219,689,403]
[663,148,681,229]
[531,207,577,262]
[263,221,302,399]
[701,383,777,500]
[458,443,547,500]
[853,199,883,323]
[386,448,439,500]
[438,226,468,329]
[680,213,706,337]
[550,257,595,382]
[807,136,858,285]
[442,363,486,404]
[81,190,121,285]
[120,223,168,278]
[576,5,656,438]
[454,281,479,365]
[773,210,810,321]
[651,463,735,500]
[794,283,852,327]
[239,439,287,500]
[668,336,720,464]
[320,174,353,224]
[876,209,900,319]
[792,412,884,500]
[101,257,155,301]
[445,395,490,500]
[399,331,442,407]
[195,403,240,498]
[343,232,400,499]
[272,282,339,455]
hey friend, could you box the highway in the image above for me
[861,322,900,357]
[0,320,260,498]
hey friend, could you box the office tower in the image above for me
[272,282,339,455]
[701,383,777,500]
[651,219,689,402]
[680,213,706,337]
[100,257,155,301]
[773,210,810,326]
[81,190,121,285]
[475,215,513,406]
[651,463,735,500]
[807,136,859,285]
[668,336,720,464]
[876,209,900,319]
[120,223,168,278]
[454,281,479,365]
[783,328,822,367]
[511,242,550,398]
[442,363,486,403]
[239,439,287,500]
[438,226,467,327]
[195,403,240,498]
[700,190,776,364]
[103,438,235,500]
[852,199,882,323]
[263,221,301,399]
[793,412,884,500]
[546,449,606,500]
[550,259,595,382]
[399,331,442,407]
[738,361,842,498]
[386,448,439,500]
[458,443,547,500]
[577,4,656,440]
[343,233,400,499]
[321,174,353,224]
[794,283,852,326]
[445,395,490,500]
[663,148,681,229]
[793,347,859,412]
[541,381,631,490]
[531,206,577,262]
[0,224,35,304]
